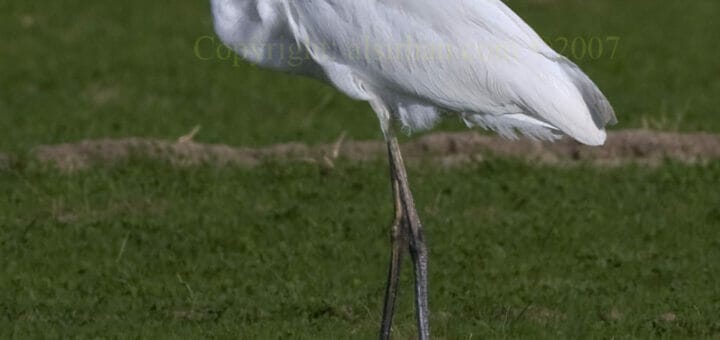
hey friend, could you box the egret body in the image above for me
[211,0,616,338]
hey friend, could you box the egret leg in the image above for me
[386,137,430,340]
[379,175,407,340]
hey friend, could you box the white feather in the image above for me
[211,0,616,145]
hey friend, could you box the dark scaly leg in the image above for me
[387,136,430,340]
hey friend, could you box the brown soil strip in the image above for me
[0,152,11,170]
[20,129,720,171]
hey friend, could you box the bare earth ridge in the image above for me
[5,130,720,171]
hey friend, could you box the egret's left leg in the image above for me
[387,136,430,340]
[379,175,408,340]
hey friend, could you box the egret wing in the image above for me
[284,0,615,145]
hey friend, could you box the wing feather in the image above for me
[284,0,615,144]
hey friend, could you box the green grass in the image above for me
[1,0,720,153]
[2,0,720,338]
[2,161,720,338]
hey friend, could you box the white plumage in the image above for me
[211,0,616,145]
[210,1,617,338]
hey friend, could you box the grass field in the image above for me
[2,0,720,338]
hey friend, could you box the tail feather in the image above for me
[553,57,617,128]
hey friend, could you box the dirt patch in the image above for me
[0,152,11,170]
[32,137,307,171]
[491,304,565,325]
[49,198,166,224]
[30,129,720,171]
[522,305,565,324]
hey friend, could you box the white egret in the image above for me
[211,0,616,338]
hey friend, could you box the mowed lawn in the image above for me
[1,0,720,151]
[2,0,720,338]
[3,161,720,338]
